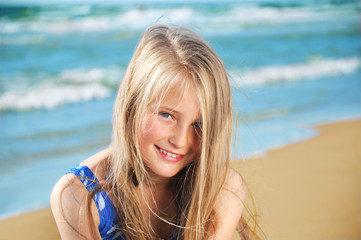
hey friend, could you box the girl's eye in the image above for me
[160,112,172,119]
[192,121,202,128]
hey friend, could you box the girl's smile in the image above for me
[139,80,202,180]
[155,145,184,163]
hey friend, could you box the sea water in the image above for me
[0,0,360,218]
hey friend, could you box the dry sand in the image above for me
[0,207,60,240]
[0,119,359,240]
[233,119,361,240]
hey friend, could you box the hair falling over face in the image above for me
[105,25,263,240]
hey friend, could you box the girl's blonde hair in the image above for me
[108,25,253,239]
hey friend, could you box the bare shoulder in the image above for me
[212,168,246,240]
[224,167,246,200]
[219,167,246,212]
[51,173,97,239]
[50,147,111,239]
[51,147,111,208]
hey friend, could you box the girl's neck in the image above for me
[138,173,177,211]
[138,185,178,239]
[144,167,174,190]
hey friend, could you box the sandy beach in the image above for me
[0,119,359,240]
[233,119,361,240]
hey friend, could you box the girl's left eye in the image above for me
[192,121,202,128]
[160,112,172,119]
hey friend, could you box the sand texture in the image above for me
[0,119,360,240]
[232,119,361,240]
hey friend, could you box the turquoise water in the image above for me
[0,0,360,218]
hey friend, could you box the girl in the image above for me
[51,25,256,240]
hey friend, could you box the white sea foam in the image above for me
[0,57,358,111]
[60,67,122,84]
[0,65,124,111]
[0,8,164,34]
[1,4,357,35]
[231,4,358,24]
[232,7,309,24]
[0,83,110,111]
[115,8,166,29]
[231,57,360,87]
[0,35,45,45]
[61,68,106,83]
[168,8,194,23]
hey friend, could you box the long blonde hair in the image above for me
[108,25,251,239]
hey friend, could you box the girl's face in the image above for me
[139,81,202,183]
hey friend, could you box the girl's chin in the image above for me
[144,165,181,181]
[153,169,181,179]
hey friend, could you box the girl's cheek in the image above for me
[141,116,165,141]
[141,114,156,133]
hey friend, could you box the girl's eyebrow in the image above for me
[160,104,202,121]
[159,105,179,114]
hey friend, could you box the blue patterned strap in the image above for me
[66,164,126,240]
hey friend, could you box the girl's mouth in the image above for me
[155,145,184,162]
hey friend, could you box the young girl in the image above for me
[51,25,256,240]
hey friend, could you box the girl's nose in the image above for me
[169,125,188,148]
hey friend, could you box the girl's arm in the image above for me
[212,168,247,240]
[50,173,101,240]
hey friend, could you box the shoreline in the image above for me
[1,119,360,240]
[232,119,361,240]
[234,115,361,160]
[0,205,50,222]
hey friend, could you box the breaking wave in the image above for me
[0,57,359,111]
[1,2,358,36]
[0,83,110,111]
[231,57,360,87]
[0,66,124,111]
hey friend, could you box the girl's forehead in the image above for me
[151,80,201,118]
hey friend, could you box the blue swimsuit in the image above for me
[66,164,126,240]
[66,164,179,240]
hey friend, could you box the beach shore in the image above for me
[1,119,360,240]
[233,119,361,240]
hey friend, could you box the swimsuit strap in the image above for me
[66,164,179,240]
[66,164,126,240]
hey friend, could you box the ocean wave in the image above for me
[0,66,124,111]
[1,3,358,35]
[60,66,123,85]
[0,34,45,45]
[0,7,197,34]
[0,83,110,111]
[0,57,359,111]
[231,57,360,87]
[230,5,358,24]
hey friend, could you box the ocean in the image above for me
[0,0,360,218]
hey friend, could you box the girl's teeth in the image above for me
[160,148,180,158]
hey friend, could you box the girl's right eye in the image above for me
[160,112,172,119]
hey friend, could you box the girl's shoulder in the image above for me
[51,147,111,205]
[80,147,112,179]
[213,168,246,239]
[224,168,246,198]
[51,147,111,204]
[50,147,111,239]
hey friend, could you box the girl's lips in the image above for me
[155,145,184,163]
